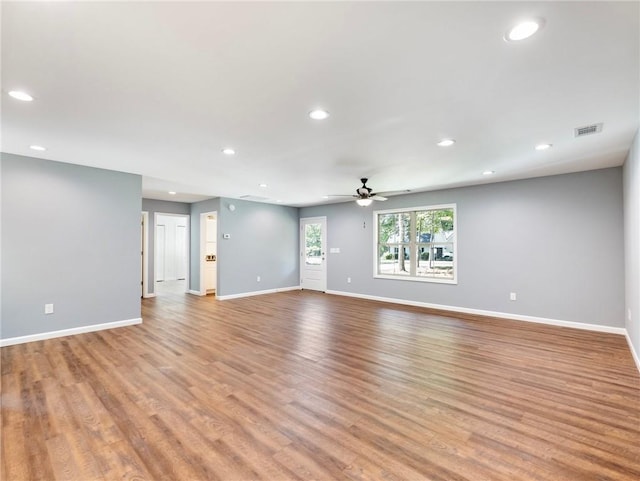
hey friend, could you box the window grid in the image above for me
[374,204,456,284]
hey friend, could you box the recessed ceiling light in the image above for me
[168,191,176,195]
[505,19,545,42]
[309,109,330,120]
[535,143,552,151]
[8,90,34,101]
[29,145,46,151]
[322,196,329,199]
[437,139,456,147]
[259,183,268,188]
[482,170,495,176]
[276,200,283,203]
[222,148,235,155]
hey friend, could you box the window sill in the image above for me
[374,274,457,285]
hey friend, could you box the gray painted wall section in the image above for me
[215,198,299,297]
[623,130,640,362]
[141,198,190,295]
[1,153,142,339]
[190,198,299,296]
[301,168,625,327]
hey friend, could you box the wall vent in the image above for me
[574,123,603,137]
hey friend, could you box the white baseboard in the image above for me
[0,317,142,347]
[325,290,628,336]
[217,285,301,301]
[188,289,205,296]
[625,332,640,373]
[143,293,156,298]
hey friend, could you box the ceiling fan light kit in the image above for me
[356,198,373,207]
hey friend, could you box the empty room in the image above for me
[1,1,639,480]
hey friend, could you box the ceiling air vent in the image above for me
[239,195,269,201]
[574,123,603,137]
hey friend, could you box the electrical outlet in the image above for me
[45,303,54,314]
[510,292,517,301]
[347,277,351,283]
[257,276,261,282]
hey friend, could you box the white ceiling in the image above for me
[2,1,638,206]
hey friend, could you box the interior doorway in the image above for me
[200,211,218,296]
[154,213,189,295]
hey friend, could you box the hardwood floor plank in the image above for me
[2,290,639,480]
[93,439,155,481]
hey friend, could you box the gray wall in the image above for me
[142,198,190,295]
[1,153,629,346]
[190,197,299,297]
[623,130,639,360]
[301,168,625,327]
[1,153,142,339]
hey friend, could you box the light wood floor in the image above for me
[2,290,639,480]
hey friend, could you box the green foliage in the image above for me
[416,208,454,240]
[305,223,321,250]
[378,213,410,244]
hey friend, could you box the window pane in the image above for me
[416,243,454,279]
[378,213,410,244]
[416,211,434,243]
[378,245,411,275]
[305,223,322,265]
[437,209,455,233]
[416,209,454,243]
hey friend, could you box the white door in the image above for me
[300,216,327,291]
[154,213,190,290]
[155,224,166,282]
[176,225,187,280]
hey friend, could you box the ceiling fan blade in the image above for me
[373,196,387,201]
[375,189,411,196]
[326,194,359,198]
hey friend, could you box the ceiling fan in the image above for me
[330,178,410,206]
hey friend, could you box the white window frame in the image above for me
[373,203,457,284]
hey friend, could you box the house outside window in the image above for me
[374,204,456,284]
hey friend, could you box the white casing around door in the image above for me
[204,215,217,292]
